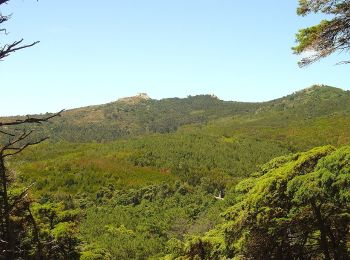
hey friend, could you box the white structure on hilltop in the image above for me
[137,93,151,100]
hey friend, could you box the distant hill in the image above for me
[2,85,350,146]
[257,85,350,118]
[198,85,350,151]
[3,93,259,142]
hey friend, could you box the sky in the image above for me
[0,0,349,116]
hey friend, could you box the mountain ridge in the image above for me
[1,84,346,118]
[1,85,350,144]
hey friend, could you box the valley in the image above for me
[3,85,350,259]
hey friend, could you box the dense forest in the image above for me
[0,85,349,259]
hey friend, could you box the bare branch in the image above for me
[0,109,64,127]
[0,39,40,60]
[0,14,10,25]
[0,129,15,137]
[335,60,350,65]
[2,136,48,158]
[0,110,64,158]
[1,130,34,153]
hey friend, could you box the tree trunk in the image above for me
[27,206,43,260]
[0,155,13,258]
[311,201,331,260]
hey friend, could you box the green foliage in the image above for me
[184,145,350,259]
[181,229,226,260]
[129,133,289,180]
[3,196,82,259]
[80,183,225,258]
[28,202,81,259]
[13,141,178,198]
[5,86,350,258]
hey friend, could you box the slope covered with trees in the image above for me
[2,85,349,258]
[4,85,350,147]
[177,145,350,259]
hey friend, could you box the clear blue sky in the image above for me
[0,0,349,116]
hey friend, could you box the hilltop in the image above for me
[3,85,350,152]
[10,93,258,142]
[2,85,348,144]
[116,93,151,104]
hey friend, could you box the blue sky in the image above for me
[0,0,349,116]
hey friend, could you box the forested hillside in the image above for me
[173,145,350,259]
[2,85,350,259]
[4,85,350,144]
[19,94,259,142]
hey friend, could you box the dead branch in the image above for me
[2,137,48,158]
[0,110,64,157]
[0,39,40,60]
[0,130,15,137]
[0,14,10,25]
[1,130,34,151]
[0,109,64,127]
